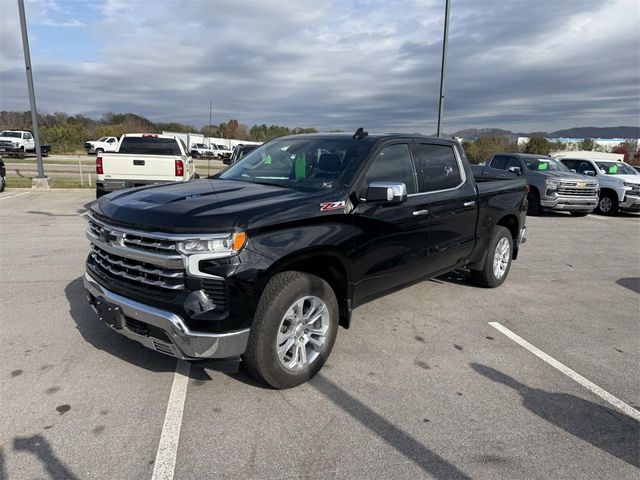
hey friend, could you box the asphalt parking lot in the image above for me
[1,190,638,480]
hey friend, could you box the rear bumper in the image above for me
[97,179,173,192]
[83,271,249,359]
[540,195,597,211]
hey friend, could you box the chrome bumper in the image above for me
[83,272,249,360]
[620,195,640,211]
[540,195,597,211]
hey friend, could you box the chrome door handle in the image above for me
[463,201,476,207]
[413,209,429,216]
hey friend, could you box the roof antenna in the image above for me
[353,127,368,140]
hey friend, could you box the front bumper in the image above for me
[620,194,640,211]
[83,271,249,360]
[540,195,597,211]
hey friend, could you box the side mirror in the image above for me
[366,182,407,205]
[508,166,522,176]
[584,170,596,176]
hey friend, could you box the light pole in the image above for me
[436,0,451,137]
[18,0,46,181]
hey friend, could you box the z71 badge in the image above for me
[320,201,346,212]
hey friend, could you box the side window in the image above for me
[364,144,416,194]
[107,138,115,143]
[24,132,33,140]
[561,160,577,171]
[490,155,509,170]
[416,144,462,192]
[506,157,520,170]
[577,162,592,174]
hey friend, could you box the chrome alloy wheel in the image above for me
[276,296,329,371]
[599,196,612,213]
[493,237,511,279]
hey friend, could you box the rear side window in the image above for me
[364,144,417,194]
[415,144,462,192]
[24,132,33,139]
[118,137,181,155]
[490,155,510,170]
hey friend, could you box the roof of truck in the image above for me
[276,132,458,144]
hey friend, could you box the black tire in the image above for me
[193,173,200,179]
[596,191,619,216]
[470,226,513,288]
[243,271,339,389]
[570,211,589,217]
[527,189,541,215]
[96,188,106,199]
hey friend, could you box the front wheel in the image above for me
[243,271,339,389]
[596,192,619,216]
[527,189,541,215]
[471,226,513,288]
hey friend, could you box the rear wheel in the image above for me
[596,191,619,216]
[471,226,513,288]
[570,211,589,217]
[527,189,541,215]
[243,271,339,389]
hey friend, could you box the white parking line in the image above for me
[152,360,191,480]
[0,191,30,201]
[489,321,640,421]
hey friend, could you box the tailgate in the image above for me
[101,154,183,180]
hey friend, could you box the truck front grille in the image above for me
[557,182,598,197]
[89,244,185,291]
[88,217,177,254]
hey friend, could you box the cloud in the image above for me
[0,0,638,133]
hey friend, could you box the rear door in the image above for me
[351,141,431,303]
[413,142,478,275]
[483,155,521,178]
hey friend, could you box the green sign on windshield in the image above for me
[608,165,618,174]
[538,162,549,171]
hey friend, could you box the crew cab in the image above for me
[0,130,50,157]
[84,131,528,388]
[558,157,640,215]
[213,144,233,159]
[85,136,119,155]
[472,153,599,216]
[96,133,196,198]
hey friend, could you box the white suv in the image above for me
[560,157,640,215]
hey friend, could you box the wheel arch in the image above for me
[265,248,353,329]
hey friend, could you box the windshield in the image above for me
[194,143,206,148]
[219,137,372,192]
[217,145,227,150]
[595,161,638,175]
[524,157,570,172]
[0,131,21,138]
[98,137,108,142]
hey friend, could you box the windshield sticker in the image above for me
[608,165,618,174]
[538,162,549,171]
[320,201,346,212]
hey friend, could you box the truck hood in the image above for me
[92,179,331,233]
[535,171,596,182]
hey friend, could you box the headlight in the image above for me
[12,141,19,147]
[624,182,640,193]
[176,231,247,257]
[545,180,560,190]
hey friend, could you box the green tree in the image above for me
[579,138,594,151]
[524,137,552,155]
[462,135,514,163]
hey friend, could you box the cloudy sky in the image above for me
[0,0,639,133]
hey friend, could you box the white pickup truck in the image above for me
[85,136,119,155]
[96,133,196,198]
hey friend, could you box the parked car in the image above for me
[471,153,599,216]
[224,144,258,165]
[558,157,640,215]
[83,130,528,388]
[0,130,50,157]
[190,143,216,158]
[214,144,233,158]
[95,133,196,198]
[0,157,6,193]
[85,137,119,155]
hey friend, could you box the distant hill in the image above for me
[548,126,640,138]
[452,126,639,140]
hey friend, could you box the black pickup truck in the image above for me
[84,131,528,388]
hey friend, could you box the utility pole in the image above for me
[208,100,212,147]
[436,0,451,137]
[18,0,46,181]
